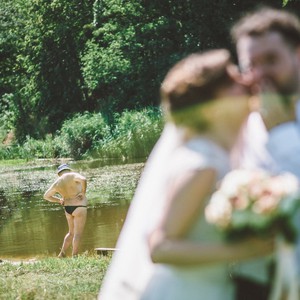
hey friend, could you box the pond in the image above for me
[0,159,144,259]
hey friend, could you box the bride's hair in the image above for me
[160,49,238,130]
[161,49,235,112]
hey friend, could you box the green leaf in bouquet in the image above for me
[276,215,298,243]
[279,194,300,215]
[231,210,252,228]
[248,213,273,230]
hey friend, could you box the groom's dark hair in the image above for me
[231,7,300,49]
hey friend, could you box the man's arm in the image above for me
[44,181,64,204]
[75,174,87,194]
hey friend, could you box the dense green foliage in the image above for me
[96,107,163,159]
[1,0,93,140]
[57,112,111,159]
[1,0,300,157]
[0,107,163,160]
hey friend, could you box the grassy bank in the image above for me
[0,254,110,300]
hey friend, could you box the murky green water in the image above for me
[0,159,144,259]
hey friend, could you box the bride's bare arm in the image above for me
[149,231,273,265]
[148,169,274,265]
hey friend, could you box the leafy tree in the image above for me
[0,0,32,138]
[1,0,94,141]
[0,0,20,97]
[2,0,300,144]
[22,0,95,139]
[82,0,286,119]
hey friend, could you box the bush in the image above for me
[0,145,16,160]
[20,135,58,159]
[96,107,163,159]
[0,108,163,161]
[58,112,110,160]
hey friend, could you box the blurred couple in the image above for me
[99,7,300,300]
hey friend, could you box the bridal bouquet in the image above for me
[205,169,300,300]
[205,169,300,242]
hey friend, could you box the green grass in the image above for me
[0,158,27,166]
[0,254,111,300]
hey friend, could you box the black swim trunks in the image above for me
[64,205,87,215]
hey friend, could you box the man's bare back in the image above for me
[44,164,87,257]
[45,172,87,206]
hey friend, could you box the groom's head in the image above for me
[231,7,300,96]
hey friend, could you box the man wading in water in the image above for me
[44,164,87,257]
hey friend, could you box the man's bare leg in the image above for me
[58,213,74,258]
[72,207,87,257]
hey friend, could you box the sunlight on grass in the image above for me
[0,159,27,166]
[0,254,111,299]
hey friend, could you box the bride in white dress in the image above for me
[99,49,273,300]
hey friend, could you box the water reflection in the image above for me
[0,200,129,259]
[0,159,143,259]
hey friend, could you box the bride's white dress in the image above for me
[99,125,234,300]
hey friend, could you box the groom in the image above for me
[231,6,300,300]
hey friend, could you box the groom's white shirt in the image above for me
[234,101,300,282]
[266,101,300,176]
